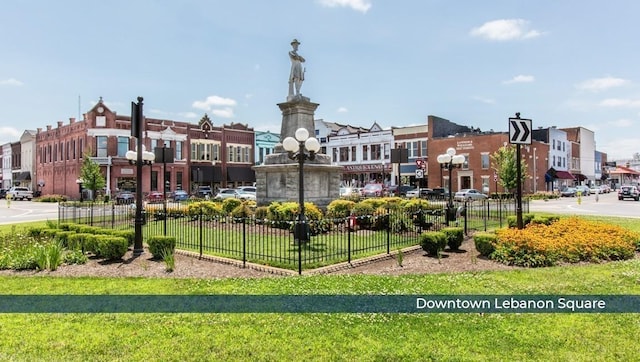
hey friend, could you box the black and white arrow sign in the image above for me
[509,118,532,145]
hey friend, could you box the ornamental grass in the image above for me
[493,217,640,267]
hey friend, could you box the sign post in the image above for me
[508,112,532,230]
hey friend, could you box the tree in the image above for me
[80,153,106,201]
[490,145,528,193]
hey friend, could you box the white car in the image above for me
[405,189,420,198]
[453,189,487,202]
[214,189,240,200]
[236,189,256,201]
[7,187,33,201]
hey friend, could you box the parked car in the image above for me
[171,190,189,202]
[339,187,354,197]
[396,185,416,197]
[453,189,487,201]
[599,185,611,194]
[6,187,33,201]
[589,185,601,194]
[560,187,577,197]
[146,191,164,203]
[360,183,386,197]
[0,189,6,199]
[214,188,240,200]
[406,188,421,198]
[236,189,257,201]
[196,186,213,198]
[424,187,449,199]
[575,185,590,196]
[115,191,135,204]
[618,185,640,201]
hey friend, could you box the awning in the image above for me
[227,167,255,182]
[546,168,574,180]
[14,171,31,181]
[191,166,222,183]
[574,173,587,181]
[555,171,575,180]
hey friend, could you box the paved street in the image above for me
[0,200,60,225]
[529,191,640,218]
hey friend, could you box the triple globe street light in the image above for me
[125,144,155,255]
[282,127,321,246]
[436,147,465,226]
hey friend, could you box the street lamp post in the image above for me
[125,142,155,255]
[437,147,465,226]
[282,127,321,247]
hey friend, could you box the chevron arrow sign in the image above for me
[509,117,532,144]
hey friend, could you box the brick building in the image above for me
[35,98,255,200]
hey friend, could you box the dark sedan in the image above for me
[115,191,135,204]
[560,187,577,197]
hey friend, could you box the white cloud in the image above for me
[599,138,640,160]
[576,77,629,92]
[337,106,348,113]
[0,127,22,144]
[178,112,199,119]
[599,98,640,108]
[0,78,24,86]
[503,75,535,84]
[317,0,371,13]
[472,96,496,104]
[470,19,542,41]
[192,95,237,111]
[211,107,235,118]
[608,118,633,127]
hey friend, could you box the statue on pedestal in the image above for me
[288,39,305,99]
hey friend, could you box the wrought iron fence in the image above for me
[58,198,527,274]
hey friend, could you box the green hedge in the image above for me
[147,236,177,259]
[473,232,497,257]
[441,227,464,250]
[95,236,128,260]
[420,231,447,256]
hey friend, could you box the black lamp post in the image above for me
[282,128,321,247]
[127,97,155,256]
[437,147,465,226]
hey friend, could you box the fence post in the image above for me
[90,202,94,226]
[199,208,203,259]
[242,217,247,268]
[386,208,390,255]
[347,217,352,264]
[463,200,468,236]
[484,201,489,231]
[111,204,115,229]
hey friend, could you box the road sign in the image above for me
[509,117,532,145]
[415,159,423,168]
[415,169,424,179]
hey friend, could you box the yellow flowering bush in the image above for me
[493,217,639,267]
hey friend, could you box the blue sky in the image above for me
[1,0,639,160]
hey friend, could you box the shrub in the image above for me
[54,231,75,248]
[231,203,254,219]
[388,211,414,233]
[507,213,536,228]
[222,198,243,214]
[255,206,269,223]
[351,202,374,229]
[26,226,47,238]
[95,236,128,260]
[442,227,464,250]
[473,232,497,257]
[67,233,94,252]
[109,230,134,246]
[147,236,177,259]
[63,249,88,265]
[420,231,447,256]
[326,199,356,219]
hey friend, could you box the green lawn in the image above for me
[0,216,638,361]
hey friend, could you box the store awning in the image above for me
[574,173,587,181]
[555,171,575,180]
[227,167,255,182]
[191,166,222,183]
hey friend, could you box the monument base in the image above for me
[254,160,342,209]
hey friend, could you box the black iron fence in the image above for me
[58,198,527,274]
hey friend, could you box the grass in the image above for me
[0,213,639,360]
[0,259,639,360]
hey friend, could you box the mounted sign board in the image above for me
[415,169,424,179]
[509,117,532,145]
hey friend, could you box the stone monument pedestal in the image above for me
[253,97,341,209]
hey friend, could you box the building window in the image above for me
[481,153,490,169]
[236,146,242,162]
[117,137,128,157]
[96,116,106,127]
[351,146,357,161]
[462,155,469,169]
[213,144,219,161]
[332,148,338,163]
[339,147,349,162]
[371,144,381,160]
[95,136,108,157]
[175,141,183,160]
[176,171,183,190]
[553,139,556,150]
[151,171,158,191]
[420,140,427,157]
[362,145,368,161]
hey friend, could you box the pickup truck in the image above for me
[7,187,33,201]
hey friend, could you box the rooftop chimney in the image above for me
[69,118,76,124]
[57,121,63,128]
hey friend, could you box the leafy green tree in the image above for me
[491,145,528,193]
[80,153,106,201]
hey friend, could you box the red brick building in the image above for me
[426,115,549,194]
[35,98,255,200]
